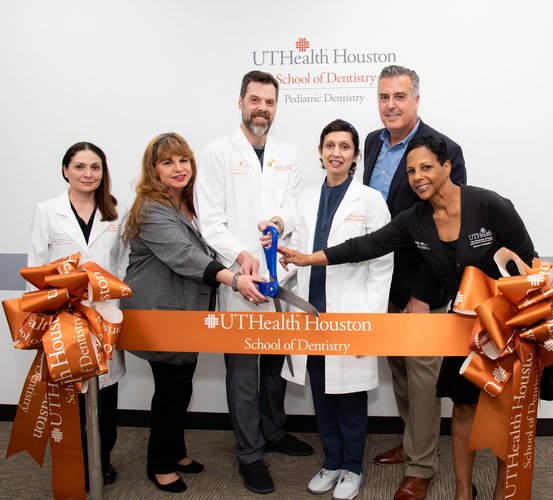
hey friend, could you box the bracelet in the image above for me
[231,272,240,292]
[270,218,281,232]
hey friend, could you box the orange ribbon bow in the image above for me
[2,253,131,500]
[454,248,553,500]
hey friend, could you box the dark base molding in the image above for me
[2,404,553,435]
[114,411,409,434]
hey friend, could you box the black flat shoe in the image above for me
[176,460,204,474]
[104,463,117,485]
[147,472,187,493]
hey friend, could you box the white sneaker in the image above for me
[307,468,341,494]
[332,470,364,500]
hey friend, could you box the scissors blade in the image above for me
[277,287,319,317]
[273,297,294,378]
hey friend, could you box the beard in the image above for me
[242,110,273,138]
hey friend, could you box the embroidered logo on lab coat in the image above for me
[231,160,249,175]
[52,233,73,246]
[345,213,365,222]
[272,162,291,171]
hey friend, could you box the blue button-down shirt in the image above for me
[368,119,420,201]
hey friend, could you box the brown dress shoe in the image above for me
[374,444,404,466]
[392,476,434,500]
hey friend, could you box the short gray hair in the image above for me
[378,65,420,97]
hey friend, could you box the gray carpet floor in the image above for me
[2,421,553,499]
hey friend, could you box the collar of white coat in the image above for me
[55,190,112,248]
[233,126,276,170]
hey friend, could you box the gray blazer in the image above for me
[122,200,224,364]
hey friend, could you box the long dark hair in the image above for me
[62,142,118,221]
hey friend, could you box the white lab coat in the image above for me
[27,190,129,389]
[195,126,300,312]
[281,177,394,393]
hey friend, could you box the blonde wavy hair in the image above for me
[124,132,197,241]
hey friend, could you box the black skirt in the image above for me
[539,366,553,400]
[436,356,480,405]
[437,357,553,404]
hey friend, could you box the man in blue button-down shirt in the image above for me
[363,65,467,500]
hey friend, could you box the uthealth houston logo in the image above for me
[252,37,397,66]
[204,313,372,332]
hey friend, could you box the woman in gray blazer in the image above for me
[123,132,265,493]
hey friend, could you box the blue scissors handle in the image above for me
[258,225,279,298]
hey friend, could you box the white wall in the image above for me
[1,0,552,417]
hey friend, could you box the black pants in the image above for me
[147,360,197,474]
[307,356,367,475]
[79,382,119,475]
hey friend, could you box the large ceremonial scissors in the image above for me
[258,226,319,376]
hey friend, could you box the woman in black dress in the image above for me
[278,135,552,500]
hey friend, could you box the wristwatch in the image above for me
[270,218,281,232]
[231,272,240,292]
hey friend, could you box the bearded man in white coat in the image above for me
[194,70,313,495]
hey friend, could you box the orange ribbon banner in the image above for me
[2,253,131,500]
[454,248,553,500]
[118,310,474,356]
[4,248,551,499]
